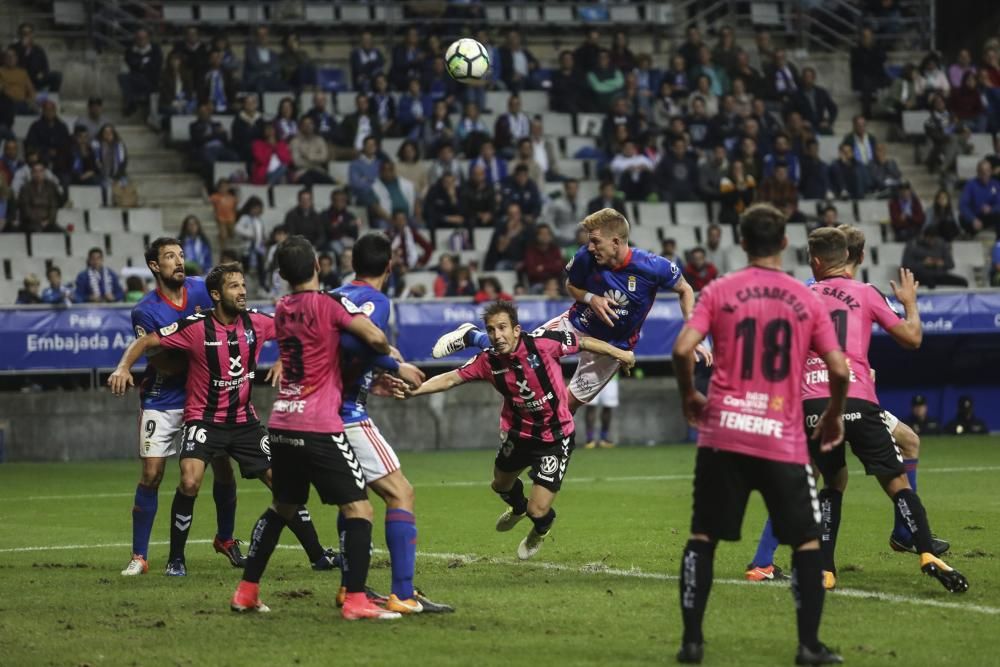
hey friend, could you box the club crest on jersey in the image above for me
[244,328,255,345]
[361,301,376,316]
[526,353,541,369]
[158,322,178,336]
[134,325,146,337]
[627,275,637,292]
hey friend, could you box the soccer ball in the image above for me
[445,38,490,83]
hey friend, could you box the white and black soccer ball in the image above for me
[445,38,490,83]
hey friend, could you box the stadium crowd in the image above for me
[7,17,1000,305]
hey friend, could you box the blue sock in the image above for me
[337,511,347,588]
[212,482,237,542]
[131,484,158,558]
[751,517,780,568]
[468,329,490,351]
[385,509,417,600]
[586,430,594,441]
[893,458,919,540]
[600,429,609,441]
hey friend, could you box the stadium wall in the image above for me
[0,379,687,462]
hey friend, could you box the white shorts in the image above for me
[138,408,184,458]
[881,410,900,433]
[590,375,620,408]
[538,311,621,404]
[344,418,400,483]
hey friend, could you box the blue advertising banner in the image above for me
[1,291,998,370]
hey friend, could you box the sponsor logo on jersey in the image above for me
[227,354,243,377]
[515,378,536,399]
[204,340,223,346]
[769,396,784,411]
[539,456,559,475]
[259,434,271,457]
[341,296,361,314]
[361,301,376,316]
[719,410,784,437]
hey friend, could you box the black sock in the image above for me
[495,478,528,515]
[818,488,843,574]
[243,509,286,584]
[529,508,556,535]
[284,505,325,563]
[679,539,716,645]
[342,517,373,593]
[893,488,934,554]
[168,489,196,562]
[791,549,825,650]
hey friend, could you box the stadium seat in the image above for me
[485,91,509,112]
[56,208,86,230]
[518,91,548,114]
[825,200,851,221]
[69,232,107,257]
[53,0,87,25]
[481,270,518,295]
[6,257,49,282]
[791,266,814,282]
[557,160,587,180]
[664,227,699,255]
[673,202,710,227]
[875,242,905,266]
[335,92,357,115]
[272,185,301,212]
[0,234,28,258]
[404,270,437,296]
[485,4,509,23]
[855,199,889,224]
[902,110,930,136]
[785,224,808,247]
[818,136,841,162]
[127,209,163,234]
[957,155,979,180]
[382,137,405,158]
[751,2,782,25]
[237,184,271,208]
[372,2,402,20]
[856,223,884,246]
[865,262,899,287]
[161,3,195,23]
[312,184,336,207]
[328,161,350,183]
[68,186,103,210]
[304,3,335,22]
[544,113,574,137]
[169,115,195,142]
[798,199,824,218]
[30,234,68,258]
[723,245,745,271]
[339,3,372,21]
[262,92,287,116]
[232,3,267,22]
[630,225,661,252]
[782,244,803,267]
[576,114,604,137]
[199,4,229,22]
[349,206,370,230]
[563,135,596,159]
[576,180,601,204]
[433,228,468,250]
[87,208,125,233]
[542,6,574,23]
[636,202,670,226]
[952,241,986,268]
[261,207,284,229]
[108,234,147,258]
[609,4,641,23]
[213,161,247,183]
[0,278,19,302]
[970,134,993,156]
[472,227,494,251]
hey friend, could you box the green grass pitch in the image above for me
[1,437,997,666]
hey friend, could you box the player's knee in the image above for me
[178,477,202,496]
[140,460,165,488]
[271,503,298,522]
[341,499,374,522]
[526,497,552,518]
[210,456,236,483]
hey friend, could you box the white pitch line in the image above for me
[0,539,996,617]
[2,465,999,502]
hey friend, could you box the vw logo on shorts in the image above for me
[539,456,559,475]
[259,434,271,457]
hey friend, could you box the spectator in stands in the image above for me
[456,102,489,157]
[943,395,987,436]
[712,26,741,75]
[390,140,424,197]
[703,223,727,273]
[189,103,240,178]
[243,26,285,93]
[588,180,627,216]
[665,55,691,101]
[157,51,196,120]
[210,179,237,245]
[388,210,431,269]
[993,239,1000,285]
[949,71,988,132]
[422,56,457,109]
[543,179,583,244]
[340,94,381,155]
[390,26,425,91]
[475,276,514,304]
[93,123,128,201]
[290,116,332,186]
[730,78,753,119]
[608,30,636,73]
[750,98,780,146]
[234,196,267,284]
[15,273,41,304]
[655,136,699,203]
[211,35,240,78]
[789,67,836,135]
[764,49,799,105]
[678,26,703,72]
[232,94,265,166]
[170,26,209,82]
[485,202,529,270]
[867,142,903,197]
[731,50,766,100]
[349,135,381,205]
[26,100,69,176]
[711,94,742,147]
[11,148,59,198]
[41,265,72,304]
[74,97,108,140]
[901,224,968,288]
[425,171,465,234]
[10,23,60,93]
[447,261,478,298]
[574,28,603,76]
[522,224,564,288]
[279,33,315,94]
[372,160,417,228]
[284,188,325,247]
[919,53,951,100]
[0,82,13,140]
[850,27,889,118]
[903,394,939,434]
[250,123,291,185]
[959,159,1000,235]
[652,80,682,129]
[0,138,19,184]
[0,47,35,113]
[459,163,497,228]
[398,78,430,139]
[1,166,15,228]
[687,78,719,119]
[763,133,800,184]
[752,30,776,71]
[981,47,1000,88]
[815,204,839,229]
[927,189,961,241]
[494,95,531,159]
[317,253,341,291]
[273,97,298,142]
[501,164,542,222]
[420,100,455,154]
[601,97,641,154]
[422,141,459,188]
[696,144,728,202]
[305,92,337,145]
[923,92,961,173]
[350,31,385,93]
[511,138,544,187]
[758,161,797,210]
[263,225,289,295]
[660,238,685,270]
[74,247,123,303]
[829,142,869,200]
[369,73,397,138]
[845,115,878,164]
[179,215,212,273]
[881,64,921,122]
[199,50,236,113]
[690,45,729,98]
[499,29,539,92]
[530,117,561,182]
[718,159,756,225]
[120,29,161,116]
[469,140,508,186]
[889,181,925,242]
[321,189,359,255]
[683,247,719,291]
[632,53,658,115]
[948,48,976,89]
[587,50,625,114]
[67,126,99,187]
[16,162,63,232]
[550,50,582,115]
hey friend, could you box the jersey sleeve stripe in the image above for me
[202,317,222,422]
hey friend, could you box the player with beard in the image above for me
[432,208,711,412]
[109,262,333,577]
[120,237,243,576]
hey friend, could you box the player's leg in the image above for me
[516,433,574,559]
[431,322,490,358]
[745,517,785,581]
[885,415,950,553]
[492,432,531,530]
[167,454,208,575]
[566,348,621,415]
[208,455,244,566]
[598,377,619,447]
[584,405,598,449]
[804,399,848,590]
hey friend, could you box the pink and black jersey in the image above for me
[686,267,840,465]
[268,290,361,434]
[801,276,902,404]
[457,330,580,443]
[157,309,276,424]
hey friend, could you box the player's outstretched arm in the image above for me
[672,277,713,366]
[578,336,636,374]
[813,349,850,452]
[345,315,392,355]
[107,333,162,396]
[566,279,618,327]
[887,268,923,350]
[400,370,465,399]
[672,326,708,427]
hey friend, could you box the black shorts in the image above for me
[269,429,369,506]
[494,431,575,493]
[179,420,271,479]
[690,447,821,547]
[804,398,905,482]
